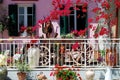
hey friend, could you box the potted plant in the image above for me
[16,60,30,80]
[0,52,8,80]
[13,54,30,80]
[50,65,82,80]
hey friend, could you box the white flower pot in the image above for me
[85,69,95,80]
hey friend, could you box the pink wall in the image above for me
[0,0,97,38]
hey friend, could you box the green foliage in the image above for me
[16,61,30,73]
[99,50,105,57]
[0,51,4,54]
[61,33,73,38]
[56,69,77,80]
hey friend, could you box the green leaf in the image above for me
[100,50,105,56]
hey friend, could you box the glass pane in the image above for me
[19,15,24,27]
[19,7,24,14]
[69,15,74,31]
[70,7,74,14]
[77,6,87,30]
[27,15,33,26]
[27,7,32,14]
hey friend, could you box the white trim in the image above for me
[74,6,77,30]
[18,4,33,7]
[17,4,34,37]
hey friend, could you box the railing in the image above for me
[0,38,120,69]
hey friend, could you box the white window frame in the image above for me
[67,4,86,30]
[18,4,33,31]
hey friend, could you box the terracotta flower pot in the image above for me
[17,72,26,80]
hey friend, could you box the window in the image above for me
[0,0,3,3]
[8,4,36,36]
[60,4,87,35]
[18,4,34,31]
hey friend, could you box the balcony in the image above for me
[0,38,120,79]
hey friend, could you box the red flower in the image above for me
[95,16,100,21]
[92,26,96,31]
[50,10,59,20]
[101,1,110,9]
[82,8,87,12]
[74,7,80,10]
[52,0,56,6]
[100,12,109,20]
[88,18,93,23]
[72,42,79,51]
[99,27,108,36]
[92,7,101,13]
[78,28,87,36]
[93,33,99,38]
[30,39,38,43]
[77,73,80,76]
[55,64,59,68]
[50,72,53,76]
[38,20,44,24]
[76,0,81,4]
[20,26,26,33]
[115,0,120,8]
[82,2,88,8]
[88,24,93,29]
[71,30,79,37]
[32,26,37,32]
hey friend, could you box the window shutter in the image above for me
[0,0,3,3]
[33,4,36,26]
[8,4,18,36]
[60,16,68,35]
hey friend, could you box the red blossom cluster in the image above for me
[38,0,88,25]
[101,1,110,10]
[72,42,79,51]
[71,28,87,37]
[99,27,108,36]
[20,26,38,34]
[38,0,119,39]
[115,0,120,8]
[50,64,82,80]
[20,26,26,33]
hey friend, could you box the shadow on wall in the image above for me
[6,77,12,80]
[0,29,9,38]
[98,68,120,80]
[99,72,105,80]
[112,69,120,79]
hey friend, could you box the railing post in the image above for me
[84,40,87,68]
[49,39,51,69]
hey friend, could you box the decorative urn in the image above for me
[85,69,95,80]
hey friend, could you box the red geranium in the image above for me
[20,26,26,33]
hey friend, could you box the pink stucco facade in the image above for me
[0,0,97,38]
